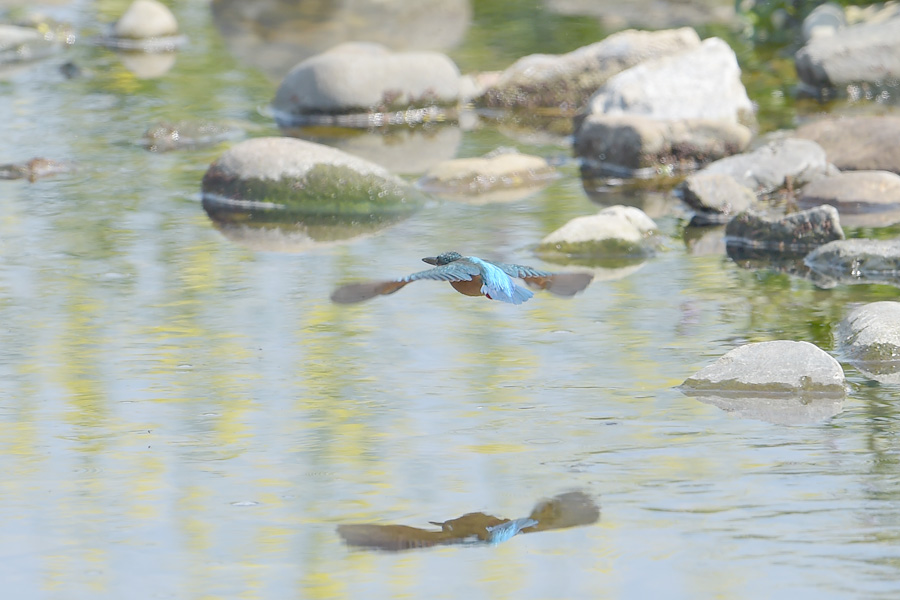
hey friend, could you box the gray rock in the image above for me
[801,2,846,43]
[272,43,460,126]
[114,0,179,38]
[798,171,900,228]
[141,120,244,152]
[681,340,846,396]
[680,173,757,226]
[477,27,701,110]
[836,301,900,384]
[795,18,900,89]
[699,137,835,194]
[574,114,751,175]
[725,205,844,252]
[804,239,900,287]
[0,157,73,182]
[418,148,557,202]
[836,301,900,365]
[794,116,900,174]
[201,137,425,223]
[536,205,658,258]
[584,37,753,123]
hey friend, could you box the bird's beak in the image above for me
[422,256,439,265]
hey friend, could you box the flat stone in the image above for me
[699,137,835,194]
[795,18,900,89]
[798,171,900,228]
[680,172,757,225]
[804,239,900,287]
[725,205,844,252]
[477,27,701,111]
[272,43,460,126]
[536,205,658,258]
[681,340,846,395]
[794,116,900,174]
[574,114,751,175]
[418,148,557,198]
[584,37,753,123]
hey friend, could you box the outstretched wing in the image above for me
[331,262,482,304]
[494,262,593,297]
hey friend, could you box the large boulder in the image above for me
[798,171,900,228]
[794,116,900,174]
[795,18,900,90]
[582,37,753,123]
[272,43,460,127]
[477,27,701,111]
[201,137,425,238]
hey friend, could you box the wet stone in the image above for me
[725,205,844,253]
[0,157,73,182]
[100,0,186,52]
[794,116,900,174]
[798,170,900,228]
[681,340,846,396]
[836,301,900,365]
[804,239,900,288]
[141,121,244,152]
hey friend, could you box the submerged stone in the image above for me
[141,120,244,152]
[418,148,556,201]
[681,340,846,396]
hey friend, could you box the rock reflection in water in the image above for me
[693,393,843,425]
[337,490,599,552]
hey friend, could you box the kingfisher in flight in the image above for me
[331,251,592,305]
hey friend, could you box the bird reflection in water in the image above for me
[337,491,599,551]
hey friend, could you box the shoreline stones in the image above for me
[201,137,426,233]
[98,0,186,52]
[272,43,460,128]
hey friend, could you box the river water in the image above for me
[1,1,900,599]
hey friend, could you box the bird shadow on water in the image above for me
[337,490,600,552]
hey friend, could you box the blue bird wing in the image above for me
[485,517,539,544]
[494,262,593,297]
[400,261,481,283]
[331,262,481,304]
